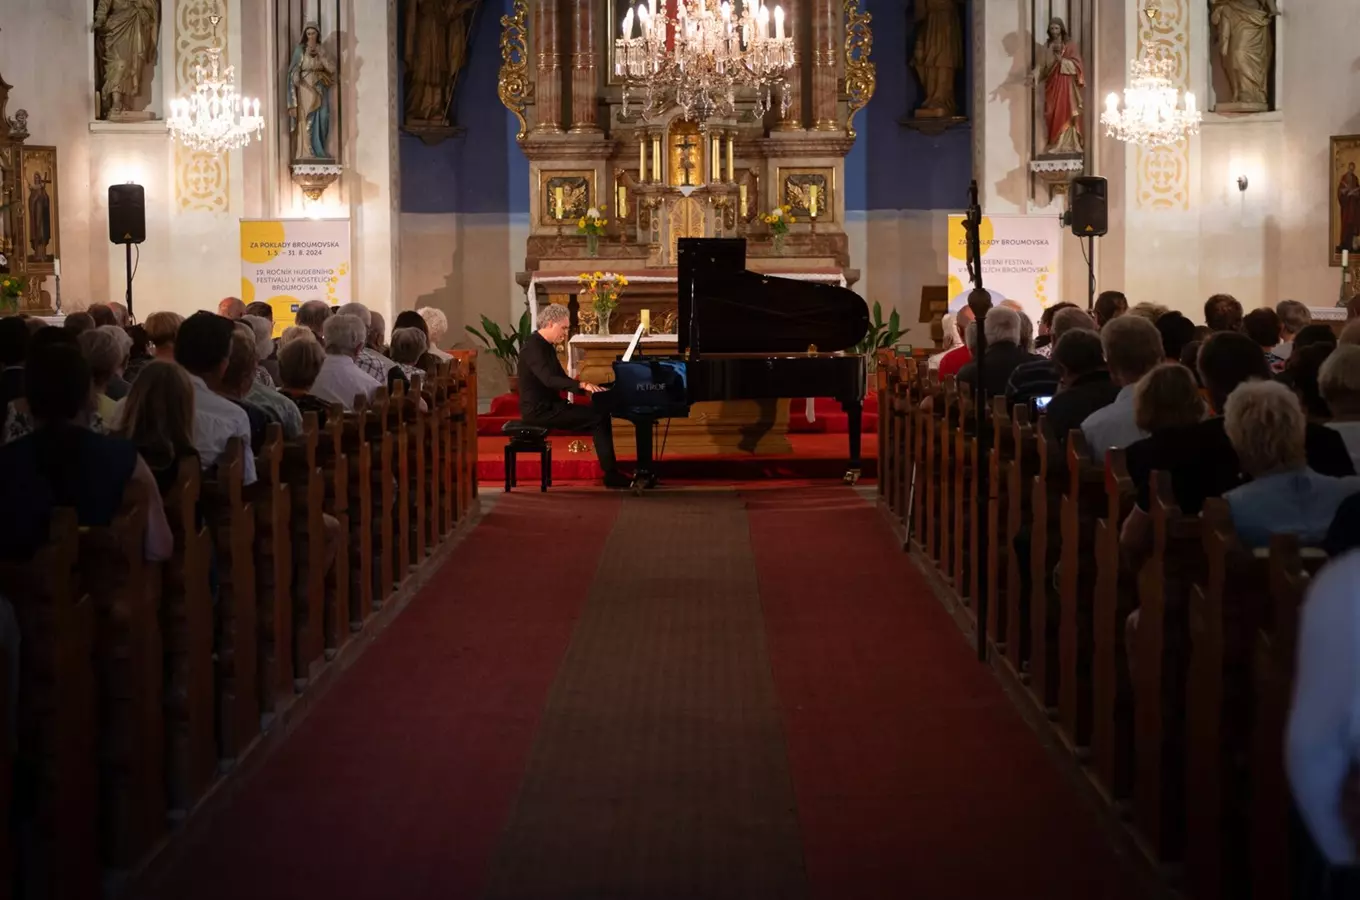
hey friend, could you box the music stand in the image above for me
[621,323,646,362]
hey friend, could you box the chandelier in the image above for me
[615,0,794,123]
[167,14,263,153]
[1099,5,1200,147]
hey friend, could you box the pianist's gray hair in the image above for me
[323,314,367,357]
[539,303,570,330]
[983,306,1022,346]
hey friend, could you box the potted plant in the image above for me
[577,206,608,257]
[466,310,532,391]
[578,270,628,335]
[0,270,24,315]
[762,205,793,254]
[854,301,903,376]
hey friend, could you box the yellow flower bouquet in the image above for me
[762,205,794,253]
[578,270,628,334]
[0,275,24,313]
[577,206,608,257]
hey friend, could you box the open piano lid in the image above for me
[677,238,870,356]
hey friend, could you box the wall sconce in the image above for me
[1236,175,1249,192]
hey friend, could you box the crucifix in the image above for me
[676,134,698,186]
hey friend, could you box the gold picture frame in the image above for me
[775,166,836,223]
[536,168,598,226]
[20,145,59,271]
[1331,134,1360,266]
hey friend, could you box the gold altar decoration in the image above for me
[843,0,876,139]
[497,0,530,142]
[0,75,54,314]
[778,167,834,222]
[667,121,703,188]
[538,170,595,225]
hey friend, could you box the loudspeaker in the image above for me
[1070,176,1108,237]
[108,184,146,244]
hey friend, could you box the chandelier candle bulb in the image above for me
[774,5,784,39]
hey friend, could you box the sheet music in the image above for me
[621,324,646,362]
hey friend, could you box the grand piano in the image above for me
[596,238,870,489]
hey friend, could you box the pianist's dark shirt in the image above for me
[519,332,580,419]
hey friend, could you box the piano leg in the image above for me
[842,398,863,484]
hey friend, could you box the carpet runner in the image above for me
[133,486,1151,900]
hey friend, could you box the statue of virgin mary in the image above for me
[287,22,336,161]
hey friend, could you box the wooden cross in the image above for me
[676,134,697,186]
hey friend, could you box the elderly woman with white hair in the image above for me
[311,314,382,411]
[79,325,133,419]
[1222,380,1360,549]
[927,312,963,373]
[240,314,279,387]
[417,307,453,361]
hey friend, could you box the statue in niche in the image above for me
[287,23,337,161]
[93,0,161,121]
[910,0,963,118]
[403,0,482,127]
[1209,0,1279,112]
[1030,17,1085,156]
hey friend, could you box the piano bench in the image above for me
[502,421,552,493]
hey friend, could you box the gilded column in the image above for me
[810,0,838,130]
[774,0,803,129]
[568,0,598,132]
[532,0,563,133]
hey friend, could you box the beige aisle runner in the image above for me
[482,490,807,899]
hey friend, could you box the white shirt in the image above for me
[312,354,381,411]
[1287,549,1360,865]
[1080,384,1147,460]
[189,375,257,485]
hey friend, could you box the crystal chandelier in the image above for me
[1100,5,1200,147]
[167,14,263,153]
[615,0,794,123]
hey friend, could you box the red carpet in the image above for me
[744,487,1146,899]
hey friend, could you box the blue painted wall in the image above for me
[399,0,972,216]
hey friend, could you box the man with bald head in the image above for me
[219,296,246,319]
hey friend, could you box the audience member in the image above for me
[244,301,273,320]
[1178,340,1203,382]
[1281,343,1336,421]
[143,311,183,361]
[87,303,117,327]
[1340,318,1360,347]
[367,311,387,354]
[1205,293,1244,332]
[417,307,454,361]
[1001,300,1035,352]
[295,299,332,339]
[63,312,95,337]
[78,326,131,418]
[173,312,257,485]
[0,316,27,412]
[935,304,975,378]
[115,360,199,493]
[1044,329,1119,441]
[1080,315,1164,458]
[1320,345,1360,471]
[122,324,153,383]
[1135,363,1207,436]
[1155,311,1196,363]
[1127,302,1169,323]
[280,325,315,345]
[1295,323,1340,354]
[956,306,1038,400]
[234,322,302,439]
[335,302,399,383]
[109,302,131,327]
[218,327,271,452]
[4,329,109,442]
[1006,307,1096,407]
[390,327,432,381]
[1093,290,1127,328]
[1033,302,1079,357]
[312,314,381,411]
[928,312,963,372]
[239,315,278,386]
[0,339,171,562]
[276,336,332,427]
[1244,307,1286,372]
[1222,381,1360,548]
[1275,299,1312,363]
[218,296,246,319]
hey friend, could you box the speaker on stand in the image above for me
[108,184,146,317]
[1063,176,1107,312]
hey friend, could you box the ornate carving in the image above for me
[175,0,229,210]
[94,0,162,121]
[497,0,530,141]
[843,0,875,139]
[1135,0,1190,211]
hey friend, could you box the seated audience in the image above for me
[1127,301,1169,323]
[1044,329,1120,441]
[367,311,388,355]
[121,324,153,383]
[63,311,95,337]
[115,360,199,493]
[1341,318,1360,346]
[78,326,132,417]
[5,329,110,443]
[1282,342,1337,421]
[87,303,117,327]
[1080,314,1164,458]
[218,296,246,319]
[1244,306,1286,372]
[1093,290,1128,328]
[1155,311,1196,363]
[336,302,400,383]
[244,300,274,321]
[935,304,975,378]
[1006,307,1097,407]
[1032,302,1078,357]
[417,306,454,361]
[312,314,381,411]
[0,315,27,412]
[279,325,315,346]
[0,339,171,562]
[928,312,964,373]
[1004,300,1035,352]
[390,326,432,382]
[1205,292,1244,332]
[276,337,333,427]
[109,302,131,327]
[232,322,303,440]
[1178,340,1203,384]
[217,326,272,452]
[240,314,278,386]
[143,311,183,361]
[957,306,1037,399]
[174,311,257,485]
[1222,380,1360,549]
[295,299,333,339]
[1321,345,1360,471]
[1275,299,1312,363]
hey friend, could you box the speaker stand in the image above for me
[1085,234,1096,313]
[123,242,134,319]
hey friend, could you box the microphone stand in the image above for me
[964,180,992,663]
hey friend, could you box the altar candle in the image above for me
[652,135,662,181]
[726,136,734,182]
[739,183,747,217]
[711,136,720,182]
[640,137,648,181]
[642,308,651,334]
[622,6,633,37]
[53,259,60,279]
[555,186,564,219]
[809,185,818,218]
[774,5,784,39]
[1346,250,1351,268]
[619,184,627,215]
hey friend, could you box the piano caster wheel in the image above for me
[843,468,862,485]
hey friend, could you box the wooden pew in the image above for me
[319,407,352,658]
[444,364,467,529]
[451,350,479,503]
[283,417,327,687]
[876,350,893,504]
[1028,417,1062,713]
[986,397,1012,653]
[367,390,397,606]
[253,425,293,722]
[422,369,444,546]
[160,457,216,816]
[936,380,955,576]
[1004,404,1036,675]
[344,397,376,628]
[391,382,413,580]
[893,359,915,532]
[1091,448,1136,805]
[951,394,972,603]
[1057,430,1107,750]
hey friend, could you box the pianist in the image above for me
[517,303,633,489]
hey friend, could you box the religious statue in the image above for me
[1209,0,1279,112]
[910,0,963,118]
[403,0,482,126]
[1030,18,1085,156]
[1338,162,1360,254]
[27,172,52,262]
[93,0,161,121]
[287,23,337,162]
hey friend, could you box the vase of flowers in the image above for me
[579,270,628,336]
[0,272,24,315]
[578,206,608,257]
[763,205,793,255]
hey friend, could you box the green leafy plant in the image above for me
[855,301,902,372]
[466,311,532,377]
